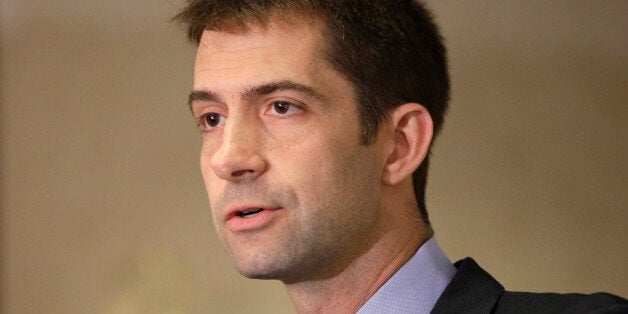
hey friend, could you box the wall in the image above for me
[1,1,626,313]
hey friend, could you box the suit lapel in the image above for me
[431,258,505,314]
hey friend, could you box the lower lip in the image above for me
[226,208,282,232]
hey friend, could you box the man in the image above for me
[174,1,627,312]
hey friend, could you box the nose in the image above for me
[209,117,267,182]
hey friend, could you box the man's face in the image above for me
[191,18,386,282]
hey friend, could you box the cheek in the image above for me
[290,143,375,201]
[199,145,222,204]
[199,153,212,191]
[199,150,212,180]
[203,174,226,235]
[274,119,363,185]
[199,137,220,180]
[288,144,382,244]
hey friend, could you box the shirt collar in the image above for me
[357,237,456,314]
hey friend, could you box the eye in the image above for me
[269,101,301,116]
[200,112,226,131]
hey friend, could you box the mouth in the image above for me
[237,208,265,218]
[224,206,283,231]
[225,205,280,221]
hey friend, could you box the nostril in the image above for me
[212,152,266,181]
[231,169,255,177]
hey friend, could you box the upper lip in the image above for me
[224,204,279,221]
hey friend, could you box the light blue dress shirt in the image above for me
[357,237,456,313]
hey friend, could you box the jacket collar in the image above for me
[431,258,505,313]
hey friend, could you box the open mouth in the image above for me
[226,206,281,230]
[237,208,265,218]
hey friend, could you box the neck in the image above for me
[283,195,430,313]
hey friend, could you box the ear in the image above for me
[382,103,433,185]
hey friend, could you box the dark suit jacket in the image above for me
[431,258,627,314]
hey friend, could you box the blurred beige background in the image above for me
[1,1,626,313]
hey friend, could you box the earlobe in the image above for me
[382,103,433,185]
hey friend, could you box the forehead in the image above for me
[193,17,328,86]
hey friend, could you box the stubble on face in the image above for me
[211,140,383,283]
[196,18,386,284]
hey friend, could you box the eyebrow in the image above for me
[188,90,222,108]
[187,80,327,108]
[242,80,326,102]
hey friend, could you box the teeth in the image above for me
[239,208,264,218]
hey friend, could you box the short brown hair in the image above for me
[173,0,449,229]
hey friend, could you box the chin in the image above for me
[230,252,289,280]
[235,264,287,280]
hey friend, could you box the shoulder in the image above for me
[497,291,627,314]
[432,258,627,314]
